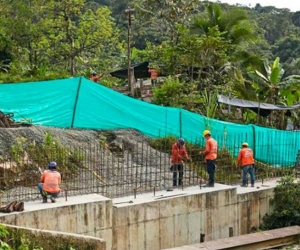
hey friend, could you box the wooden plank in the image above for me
[164,226,300,250]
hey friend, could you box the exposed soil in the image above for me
[0,126,176,203]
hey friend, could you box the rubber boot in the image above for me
[42,196,47,203]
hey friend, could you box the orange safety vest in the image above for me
[41,170,61,193]
[204,138,218,160]
[237,148,254,167]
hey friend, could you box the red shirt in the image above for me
[171,142,189,164]
[90,75,100,82]
[203,137,218,160]
[41,170,61,193]
[237,148,254,167]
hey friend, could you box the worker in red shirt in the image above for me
[148,66,159,86]
[89,72,103,83]
[200,130,218,187]
[38,161,62,203]
[237,142,255,187]
[170,138,191,187]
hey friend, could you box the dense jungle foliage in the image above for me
[1,0,300,129]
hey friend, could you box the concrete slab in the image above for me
[112,179,279,207]
[234,178,278,194]
[0,179,277,217]
[0,193,110,216]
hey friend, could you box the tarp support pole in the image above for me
[179,109,182,138]
[70,77,83,128]
[257,101,260,125]
[252,125,256,159]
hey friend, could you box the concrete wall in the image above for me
[3,224,106,250]
[0,185,275,250]
[237,188,274,235]
[0,194,112,250]
[112,185,275,250]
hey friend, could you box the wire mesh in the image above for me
[0,137,298,205]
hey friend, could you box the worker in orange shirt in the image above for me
[170,138,191,187]
[89,72,103,83]
[237,142,255,187]
[38,161,61,203]
[148,66,159,86]
[200,130,218,187]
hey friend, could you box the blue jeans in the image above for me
[206,160,216,185]
[242,165,255,185]
[38,183,59,198]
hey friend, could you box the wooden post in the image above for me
[140,79,144,99]
[125,8,135,95]
[130,67,135,96]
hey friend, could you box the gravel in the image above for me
[0,126,177,202]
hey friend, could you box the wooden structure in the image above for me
[164,226,300,250]
[0,111,32,128]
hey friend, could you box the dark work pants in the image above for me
[172,164,183,186]
[206,159,216,185]
[242,164,255,185]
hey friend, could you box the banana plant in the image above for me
[248,57,300,104]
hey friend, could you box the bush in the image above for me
[260,175,300,230]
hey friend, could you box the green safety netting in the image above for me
[0,76,299,166]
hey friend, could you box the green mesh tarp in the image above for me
[0,76,299,166]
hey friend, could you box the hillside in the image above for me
[0,126,152,155]
[0,126,176,202]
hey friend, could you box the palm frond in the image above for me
[254,70,269,83]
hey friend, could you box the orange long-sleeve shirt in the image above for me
[171,143,189,164]
[203,137,218,160]
[237,148,254,167]
[90,75,100,82]
[41,170,61,193]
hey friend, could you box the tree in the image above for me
[272,36,300,64]
[254,7,297,45]
[152,76,202,111]
[43,0,119,75]
[0,0,49,70]
[132,0,200,70]
[246,57,300,128]
[190,3,262,85]
[248,57,300,104]
[191,3,257,52]
[291,11,300,28]
[0,0,122,79]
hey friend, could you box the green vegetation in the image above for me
[7,133,85,188]
[0,223,82,249]
[0,0,300,129]
[260,175,300,230]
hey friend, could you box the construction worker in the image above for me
[237,142,255,187]
[170,138,191,187]
[38,161,61,203]
[200,130,218,187]
[89,72,103,83]
[148,66,159,86]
